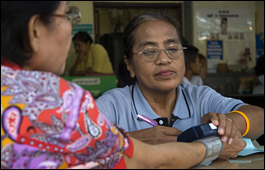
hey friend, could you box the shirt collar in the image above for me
[182,76,192,85]
[133,82,161,120]
[172,83,193,119]
[133,82,192,120]
[1,59,22,70]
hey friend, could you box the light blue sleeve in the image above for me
[199,85,246,114]
[95,91,117,124]
[184,85,246,116]
[190,75,203,86]
[95,86,132,125]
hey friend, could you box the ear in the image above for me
[28,14,42,53]
[86,41,91,47]
[123,55,135,78]
[189,62,195,70]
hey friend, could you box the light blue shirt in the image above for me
[96,82,246,132]
[190,75,203,86]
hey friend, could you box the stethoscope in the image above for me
[131,83,191,126]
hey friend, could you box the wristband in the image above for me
[229,111,250,137]
[194,136,223,166]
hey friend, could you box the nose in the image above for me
[155,49,171,64]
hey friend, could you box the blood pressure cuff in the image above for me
[177,123,218,142]
[194,136,223,166]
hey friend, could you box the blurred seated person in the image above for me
[182,45,202,85]
[69,31,114,76]
[252,54,264,94]
[190,53,207,86]
[1,1,224,169]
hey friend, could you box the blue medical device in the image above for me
[177,123,219,142]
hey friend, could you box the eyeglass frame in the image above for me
[129,44,187,62]
[50,6,81,27]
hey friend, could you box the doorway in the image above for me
[93,2,183,74]
[94,2,183,42]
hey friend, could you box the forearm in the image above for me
[128,131,147,142]
[69,62,80,76]
[227,105,264,139]
[69,64,88,76]
[127,126,181,145]
[124,137,206,169]
[155,141,206,169]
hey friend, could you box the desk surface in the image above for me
[192,153,264,169]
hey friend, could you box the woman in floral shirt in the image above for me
[1,1,221,169]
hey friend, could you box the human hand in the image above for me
[201,112,237,144]
[77,52,86,63]
[217,130,246,160]
[128,126,182,145]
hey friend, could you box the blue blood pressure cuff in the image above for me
[177,123,218,142]
[177,123,223,166]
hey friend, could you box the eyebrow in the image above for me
[138,38,181,49]
[164,38,181,44]
[138,41,157,48]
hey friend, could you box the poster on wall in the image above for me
[256,33,264,59]
[196,9,252,41]
[206,40,223,73]
[207,40,223,59]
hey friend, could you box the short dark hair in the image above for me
[1,1,60,68]
[118,11,184,87]
[198,53,206,62]
[72,31,93,44]
[184,45,199,68]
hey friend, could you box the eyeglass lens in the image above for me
[142,44,184,61]
[68,6,81,27]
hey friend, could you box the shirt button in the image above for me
[159,120,163,125]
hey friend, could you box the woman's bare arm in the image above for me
[227,105,264,139]
[124,137,207,169]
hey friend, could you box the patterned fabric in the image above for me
[1,65,130,169]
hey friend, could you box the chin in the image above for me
[157,81,179,90]
[55,65,66,76]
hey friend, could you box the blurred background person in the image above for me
[69,31,114,76]
[190,53,208,86]
[251,54,264,146]
[252,54,264,94]
[182,45,202,85]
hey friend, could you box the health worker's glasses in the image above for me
[130,44,187,62]
[50,6,81,27]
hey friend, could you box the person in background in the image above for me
[251,54,264,146]
[96,11,264,160]
[252,54,264,94]
[69,31,114,76]
[117,58,136,88]
[182,45,202,85]
[190,53,208,86]
[1,1,225,169]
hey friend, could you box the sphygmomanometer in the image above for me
[177,123,224,166]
